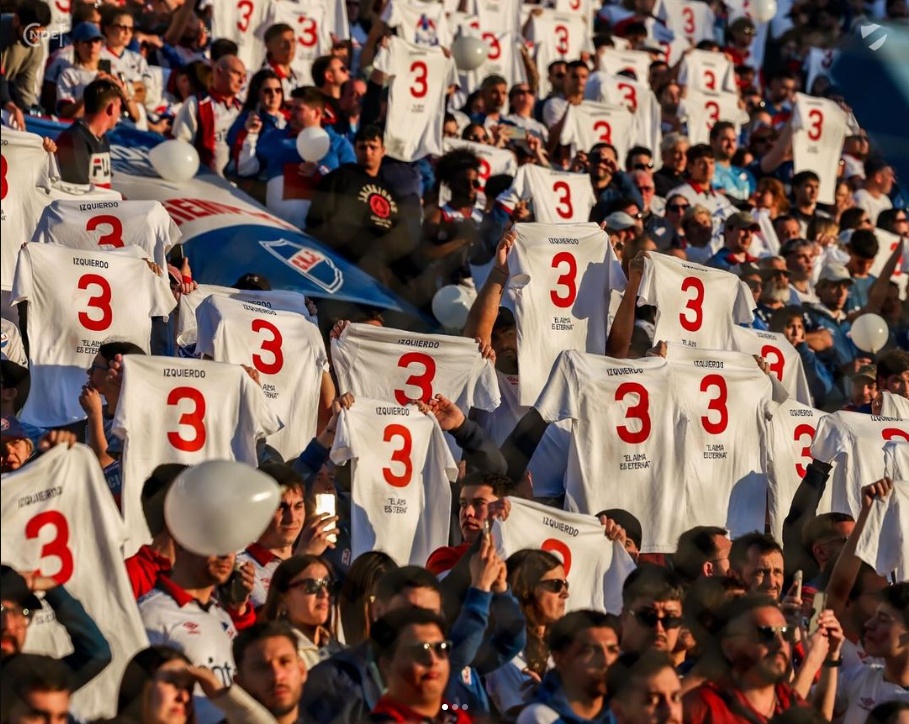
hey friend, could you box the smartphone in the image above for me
[222,562,249,605]
[315,493,337,543]
[98,59,112,75]
[793,570,803,601]
[808,592,827,635]
[505,125,527,140]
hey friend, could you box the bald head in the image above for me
[213,55,246,98]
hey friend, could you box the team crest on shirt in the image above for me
[260,238,344,293]
[358,184,398,230]
[182,622,201,635]
[414,15,439,45]
[859,698,876,711]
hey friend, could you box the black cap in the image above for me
[597,508,643,551]
[0,566,41,611]
[234,273,271,291]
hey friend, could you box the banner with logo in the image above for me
[24,118,414,311]
[493,497,636,614]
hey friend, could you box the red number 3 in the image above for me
[615,382,651,444]
[167,387,207,452]
[77,274,113,332]
[395,352,436,404]
[541,539,572,574]
[410,61,428,98]
[553,181,574,219]
[679,276,704,332]
[25,511,74,585]
[807,109,824,142]
[550,251,578,308]
[383,424,413,487]
[85,214,124,248]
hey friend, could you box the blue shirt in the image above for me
[257,125,355,183]
[712,162,755,201]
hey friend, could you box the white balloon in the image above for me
[165,460,281,556]
[148,140,200,182]
[296,126,331,162]
[451,36,487,71]
[432,284,477,329]
[750,0,777,23]
[850,313,889,354]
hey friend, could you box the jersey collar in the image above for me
[208,89,240,109]
[689,181,715,197]
[244,542,279,567]
[156,574,212,610]
[267,56,290,80]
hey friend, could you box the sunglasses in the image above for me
[467,135,486,143]
[633,162,655,170]
[589,155,613,164]
[512,88,532,96]
[634,610,683,629]
[404,640,453,663]
[667,203,690,212]
[755,624,797,644]
[629,212,644,220]
[286,577,339,595]
[262,87,282,95]
[111,23,134,32]
[468,178,482,189]
[537,579,569,594]
[0,603,34,620]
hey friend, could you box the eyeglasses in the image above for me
[111,23,134,32]
[466,135,486,143]
[537,579,569,594]
[629,212,644,220]
[667,203,690,213]
[633,162,655,170]
[754,624,797,644]
[634,609,683,629]
[589,155,613,165]
[512,88,532,96]
[336,65,350,74]
[262,87,282,95]
[286,577,339,595]
[637,186,655,192]
[0,603,34,620]
[403,640,453,663]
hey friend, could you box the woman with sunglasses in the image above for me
[485,550,569,718]
[116,645,277,724]
[260,554,341,669]
[228,69,288,178]
[99,8,148,103]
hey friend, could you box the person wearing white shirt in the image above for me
[543,60,588,130]
[853,158,894,226]
[502,83,549,142]
[668,144,735,252]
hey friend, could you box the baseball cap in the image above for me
[816,263,854,285]
[851,364,877,383]
[725,211,759,231]
[780,238,814,257]
[0,415,30,442]
[730,17,757,36]
[72,22,103,43]
[605,211,638,231]
[0,565,41,611]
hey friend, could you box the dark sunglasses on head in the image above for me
[667,203,689,212]
[755,624,797,644]
[537,579,569,594]
[404,640,453,662]
[286,577,339,595]
[634,609,683,629]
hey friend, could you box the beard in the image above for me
[761,286,791,305]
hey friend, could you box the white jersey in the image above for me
[802,48,840,95]
[677,50,736,93]
[508,222,626,405]
[881,391,909,420]
[665,345,771,538]
[32,199,181,270]
[869,228,907,298]
[235,543,283,609]
[637,253,755,350]
[195,294,328,460]
[1,128,57,290]
[732,326,812,406]
[855,462,908,582]
[534,351,692,553]
[810,412,909,518]
[1,316,26,364]
[494,497,636,613]
[560,100,635,162]
[681,88,749,146]
[473,370,572,497]
[791,94,853,205]
[663,0,716,45]
[528,10,592,96]
[263,1,333,86]
[596,48,653,87]
[453,26,527,97]
[833,664,909,724]
[373,37,457,162]
[330,399,456,565]
[112,355,282,555]
[138,578,237,724]
[442,138,518,193]
[853,188,892,227]
[765,399,832,542]
[57,67,101,107]
[509,164,596,224]
[100,46,151,84]
[331,323,500,413]
[469,0,522,34]
[172,95,241,176]
[213,0,269,69]
[11,243,176,427]
[1,444,148,721]
[585,74,661,162]
[176,284,316,354]
[381,0,452,47]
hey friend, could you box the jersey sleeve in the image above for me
[56,69,78,105]
[533,350,580,423]
[635,253,659,307]
[507,226,534,288]
[558,104,580,149]
[193,298,219,360]
[605,238,628,293]
[241,371,283,439]
[148,274,178,318]
[809,414,846,464]
[172,96,200,145]
[509,165,531,202]
[732,279,757,323]
[111,357,139,441]
[372,39,395,76]
[428,415,459,482]
[853,494,894,576]
[10,246,34,306]
[329,407,355,465]
[467,358,502,413]
[329,328,357,394]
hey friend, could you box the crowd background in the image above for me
[1,0,908,723]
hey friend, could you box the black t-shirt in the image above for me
[55,120,112,186]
